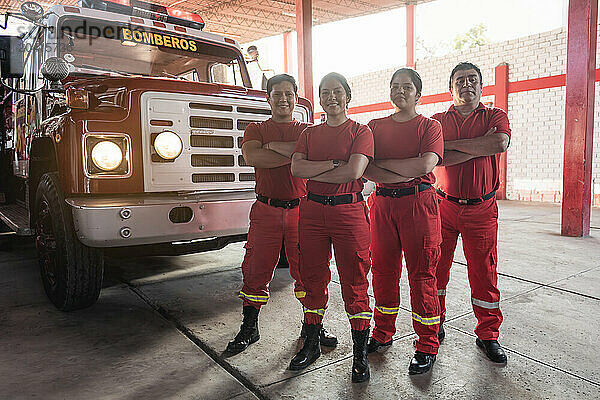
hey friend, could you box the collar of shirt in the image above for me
[447,102,486,115]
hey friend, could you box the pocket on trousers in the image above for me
[490,247,497,268]
[242,242,255,277]
[297,245,307,281]
[353,249,371,285]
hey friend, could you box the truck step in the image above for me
[0,204,32,235]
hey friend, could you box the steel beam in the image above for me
[283,31,293,74]
[494,63,509,200]
[561,0,597,237]
[406,4,415,68]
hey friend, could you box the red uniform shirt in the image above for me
[294,119,374,195]
[368,114,443,189]
[242,119,309,200]
[432,103,511,199]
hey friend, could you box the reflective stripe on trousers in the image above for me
[375,305,399,315]
[347,311,373,320]
[412,312,440,326]
[303,307,326,317]
[238,290,269,303]
[472,298,500,309]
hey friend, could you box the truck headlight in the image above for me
[91,141,123,171]
[84,134,131,178]
[153,131,183,160]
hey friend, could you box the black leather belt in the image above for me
[307,192,364,206]
[376,183,432,198]
[436,189,496,205]
[257,194,301,209]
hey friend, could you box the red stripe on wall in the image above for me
[419,92,452,105]
[348,101,394,115]
[509,74,566,93]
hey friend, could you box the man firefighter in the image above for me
[226,74,337,354]
[432,62,510,363]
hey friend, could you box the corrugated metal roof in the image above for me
[1,0,434,43]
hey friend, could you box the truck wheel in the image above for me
[35,172,104,311]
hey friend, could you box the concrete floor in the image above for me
[1,201,599,399]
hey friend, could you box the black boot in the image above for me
[226,306,260,354]
[301,322,339,347]
[351,329,370,383]
[367,336,392,353]
[476,338,507,363]
[438,323,445,343]
[408,350,436,375]
[290,323,321,370]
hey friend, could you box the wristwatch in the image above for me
[332,160,340,168]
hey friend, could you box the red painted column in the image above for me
[296,0,313,106]
[494,63,509,200]
[406,4,415,68]
[283,31,293,74]
[561,0,597,237]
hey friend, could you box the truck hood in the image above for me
[63,75,313,115]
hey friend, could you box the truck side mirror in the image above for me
[0,36,24,79]
[20,2,45,22]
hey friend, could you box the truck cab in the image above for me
[0,0,313,310]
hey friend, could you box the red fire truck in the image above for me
[0,0,312,310]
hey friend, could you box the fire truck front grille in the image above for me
[190,116,233,130]
[192,173,235,183]
[239,173,255,181]
[237,119,257,131]
[191,154,234,167]
[189,102,233,112]
[190,135,234,148]
[142,92,282,192]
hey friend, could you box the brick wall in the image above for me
[347,26,600,206]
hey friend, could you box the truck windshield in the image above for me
[58,18,248,86]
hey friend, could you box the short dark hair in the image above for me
[247,45,258,52]
[319,72,351,102]
[449,62,483,90]
[390,67,422,95]
[266,74,298,95]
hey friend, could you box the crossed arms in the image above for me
[363,152,440,183]
[291,153,370,184]
[241,140,297,168]
[441,127,510,166]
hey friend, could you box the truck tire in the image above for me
[35,172,104,311]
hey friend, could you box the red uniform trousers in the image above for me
[239,200,304,308]
[436,196,503,340]
[369,188,441,354]
[298,197,372,331]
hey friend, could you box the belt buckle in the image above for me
[458,199,468,204]
[284,201,293,209]
[391,189,399,197]
[323,196,334,206]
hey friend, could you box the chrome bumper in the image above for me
[66,191,254,247]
